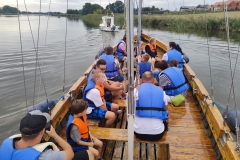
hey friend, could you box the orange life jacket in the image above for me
[72,115,89,139]
[147,43,156,53]
[95,84,105,101]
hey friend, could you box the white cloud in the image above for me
[1,0,219,12]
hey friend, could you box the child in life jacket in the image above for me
[66,99,103,160]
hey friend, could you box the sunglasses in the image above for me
[99,68,106,71]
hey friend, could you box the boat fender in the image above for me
[223,109,240,134]
[10,134,59,151]
[183,52,189,63]
[28,99,56,113]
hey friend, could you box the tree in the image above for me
[1,5,19,14]
[106,1,124,13]
[81,3,103,15]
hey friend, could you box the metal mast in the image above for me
[126,0,134,159]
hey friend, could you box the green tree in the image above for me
[1,5,19,14]
[82,3,91,15]
[106,1,124,13]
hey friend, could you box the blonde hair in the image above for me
[92,70,102,82]
[142,54,150,61]
[149,37,156,44]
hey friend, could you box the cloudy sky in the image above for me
[1,0,218,13]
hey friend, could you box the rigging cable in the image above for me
[203,0,214,100]
[16,0,28,112]
[32,0,42,107]
[62,0,69,99]
[23,0,49,109]
[222,0,240,150]
[37,0,52,101]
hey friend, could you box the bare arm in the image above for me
[99,99,107,110]
[103,81,122,91]
[118,69,123,75]
[77,140,94,147]
[46,126,74,160]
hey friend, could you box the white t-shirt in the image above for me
[133,87,168,135]
[86,88,103,114]
[162,53,183,70]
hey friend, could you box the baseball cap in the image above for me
[20,110,50,135]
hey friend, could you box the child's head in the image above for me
[71,99,88,116]
[106,46,114,55]
[141,54,150,62]
[92,69,105,84]
[169,59,179,67]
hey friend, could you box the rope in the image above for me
[222,0,239,149]
[203,0,214,101]
[16,0,28,112]
[62,0,69,99]
[23,0,49,110]
[32,0,43,107]
[166,0,173,41]
[37,0,52,101]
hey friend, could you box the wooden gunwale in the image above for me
[46,33,240,159]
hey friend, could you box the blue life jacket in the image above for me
[162,67,189,96]
[66,114,89,152]
[115,40,125,58]
[138,62,151,78]
[0,137,40,160]
[87,69,94,84]
[83,80,98,108]
[136,83,168,121]
[167,49,184,68]
[100,55,118,78]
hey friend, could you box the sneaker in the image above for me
[114,118,121,124]
[117,110,122,114]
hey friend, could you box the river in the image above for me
[0,15,239,143]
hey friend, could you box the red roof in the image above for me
[212,0,240,7]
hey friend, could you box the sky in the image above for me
[0,0,219,13]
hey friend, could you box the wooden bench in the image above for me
[90,127,168,144]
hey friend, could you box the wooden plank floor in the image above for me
[99,90,216,160]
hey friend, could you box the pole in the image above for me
[126,0,134,159]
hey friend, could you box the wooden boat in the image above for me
[44,32,240,159]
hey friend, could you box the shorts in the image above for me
[110,75,124,82]
[73,150,89,160]
[106,101,112,111]
[118,55,126,61]
[87,108,108,119]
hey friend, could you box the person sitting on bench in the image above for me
[138,54,151,78]
[134,71,168,141]
[84,70,121,127]
[66,99,103,160]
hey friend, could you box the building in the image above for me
[211,0,240,11]
[180,6,197,11]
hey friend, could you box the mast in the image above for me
[126,0,134,159]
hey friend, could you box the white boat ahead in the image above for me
[99,16,119,32]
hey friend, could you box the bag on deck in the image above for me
[171,94,185,107]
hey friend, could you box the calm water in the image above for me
[0,15,240,143]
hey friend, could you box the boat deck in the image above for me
[91,90,216,160]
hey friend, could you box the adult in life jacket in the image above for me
[83,69,120,127]
[0,110,78,160]
[100,46,124,82]
[162,42,184,70]
[66,99,103,160]
[157,60,189,100]
[134,71,168,141]
[115,34,127,61]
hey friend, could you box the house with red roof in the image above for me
[211,0,240,11]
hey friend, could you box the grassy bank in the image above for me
[63,11,240,32]
[141,11,240,32]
